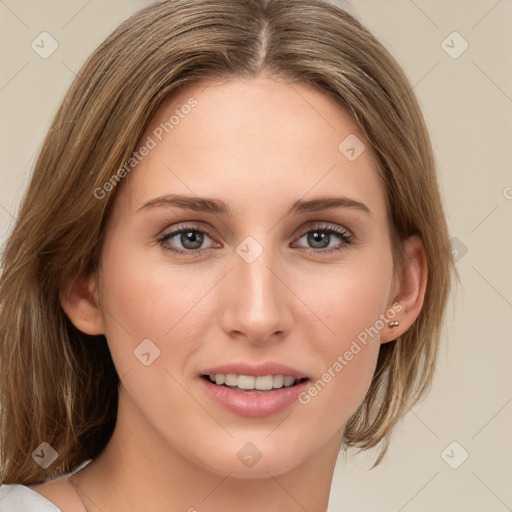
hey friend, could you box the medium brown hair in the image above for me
[0,0,456,484]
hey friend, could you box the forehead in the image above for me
[118,76,387,221]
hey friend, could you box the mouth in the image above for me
[201,374,309,393]
[199,364,311,416]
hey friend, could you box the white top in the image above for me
[0,483,62,511]
[0,460,91,511]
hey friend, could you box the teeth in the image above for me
[225,374,238,386]
[283,376,295,387]
[238,375,255,389]
[256,376,273,390]
[207,374,303,390]
[273,375,284,388]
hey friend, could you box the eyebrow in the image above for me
[137,193,372,217]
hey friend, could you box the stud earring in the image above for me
[388,321,400,328]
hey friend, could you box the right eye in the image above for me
[158,224,217,256]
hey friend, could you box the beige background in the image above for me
[0,1,511,510]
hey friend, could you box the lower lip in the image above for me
[200,377,309,417]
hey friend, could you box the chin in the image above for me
[183,435,310,479]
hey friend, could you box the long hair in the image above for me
[0,0,456,484]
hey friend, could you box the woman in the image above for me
[0,0,455,510]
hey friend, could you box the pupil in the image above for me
[308,231,329,248]
[181,231,203,249]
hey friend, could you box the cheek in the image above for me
[336,275,391,347]
[96,236,196,369]
[301,241,394,350]
[294,254,393,430]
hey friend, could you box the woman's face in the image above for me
[93,75,400,477]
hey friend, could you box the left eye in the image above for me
[293,226,354,252]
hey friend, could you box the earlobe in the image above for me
[380,235,428,344]
[60,272,105,335]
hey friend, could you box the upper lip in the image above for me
[201,361,308,379]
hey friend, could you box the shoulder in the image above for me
[0,483,63,511]
[0,460,92,512]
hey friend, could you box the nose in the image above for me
[218,246,294,346]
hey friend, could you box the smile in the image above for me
[203,373,307,392]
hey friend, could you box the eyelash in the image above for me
[157,223,355,257]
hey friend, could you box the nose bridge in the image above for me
[221,236,292,342]
[234,239,282,314]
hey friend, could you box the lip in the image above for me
[199,361,310,418]
[199,376,309,417]
[201,361,307,379]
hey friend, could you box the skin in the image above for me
[30,75,427,512]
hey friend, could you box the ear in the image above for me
[380,235,428,344]
[60,272,106,335]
